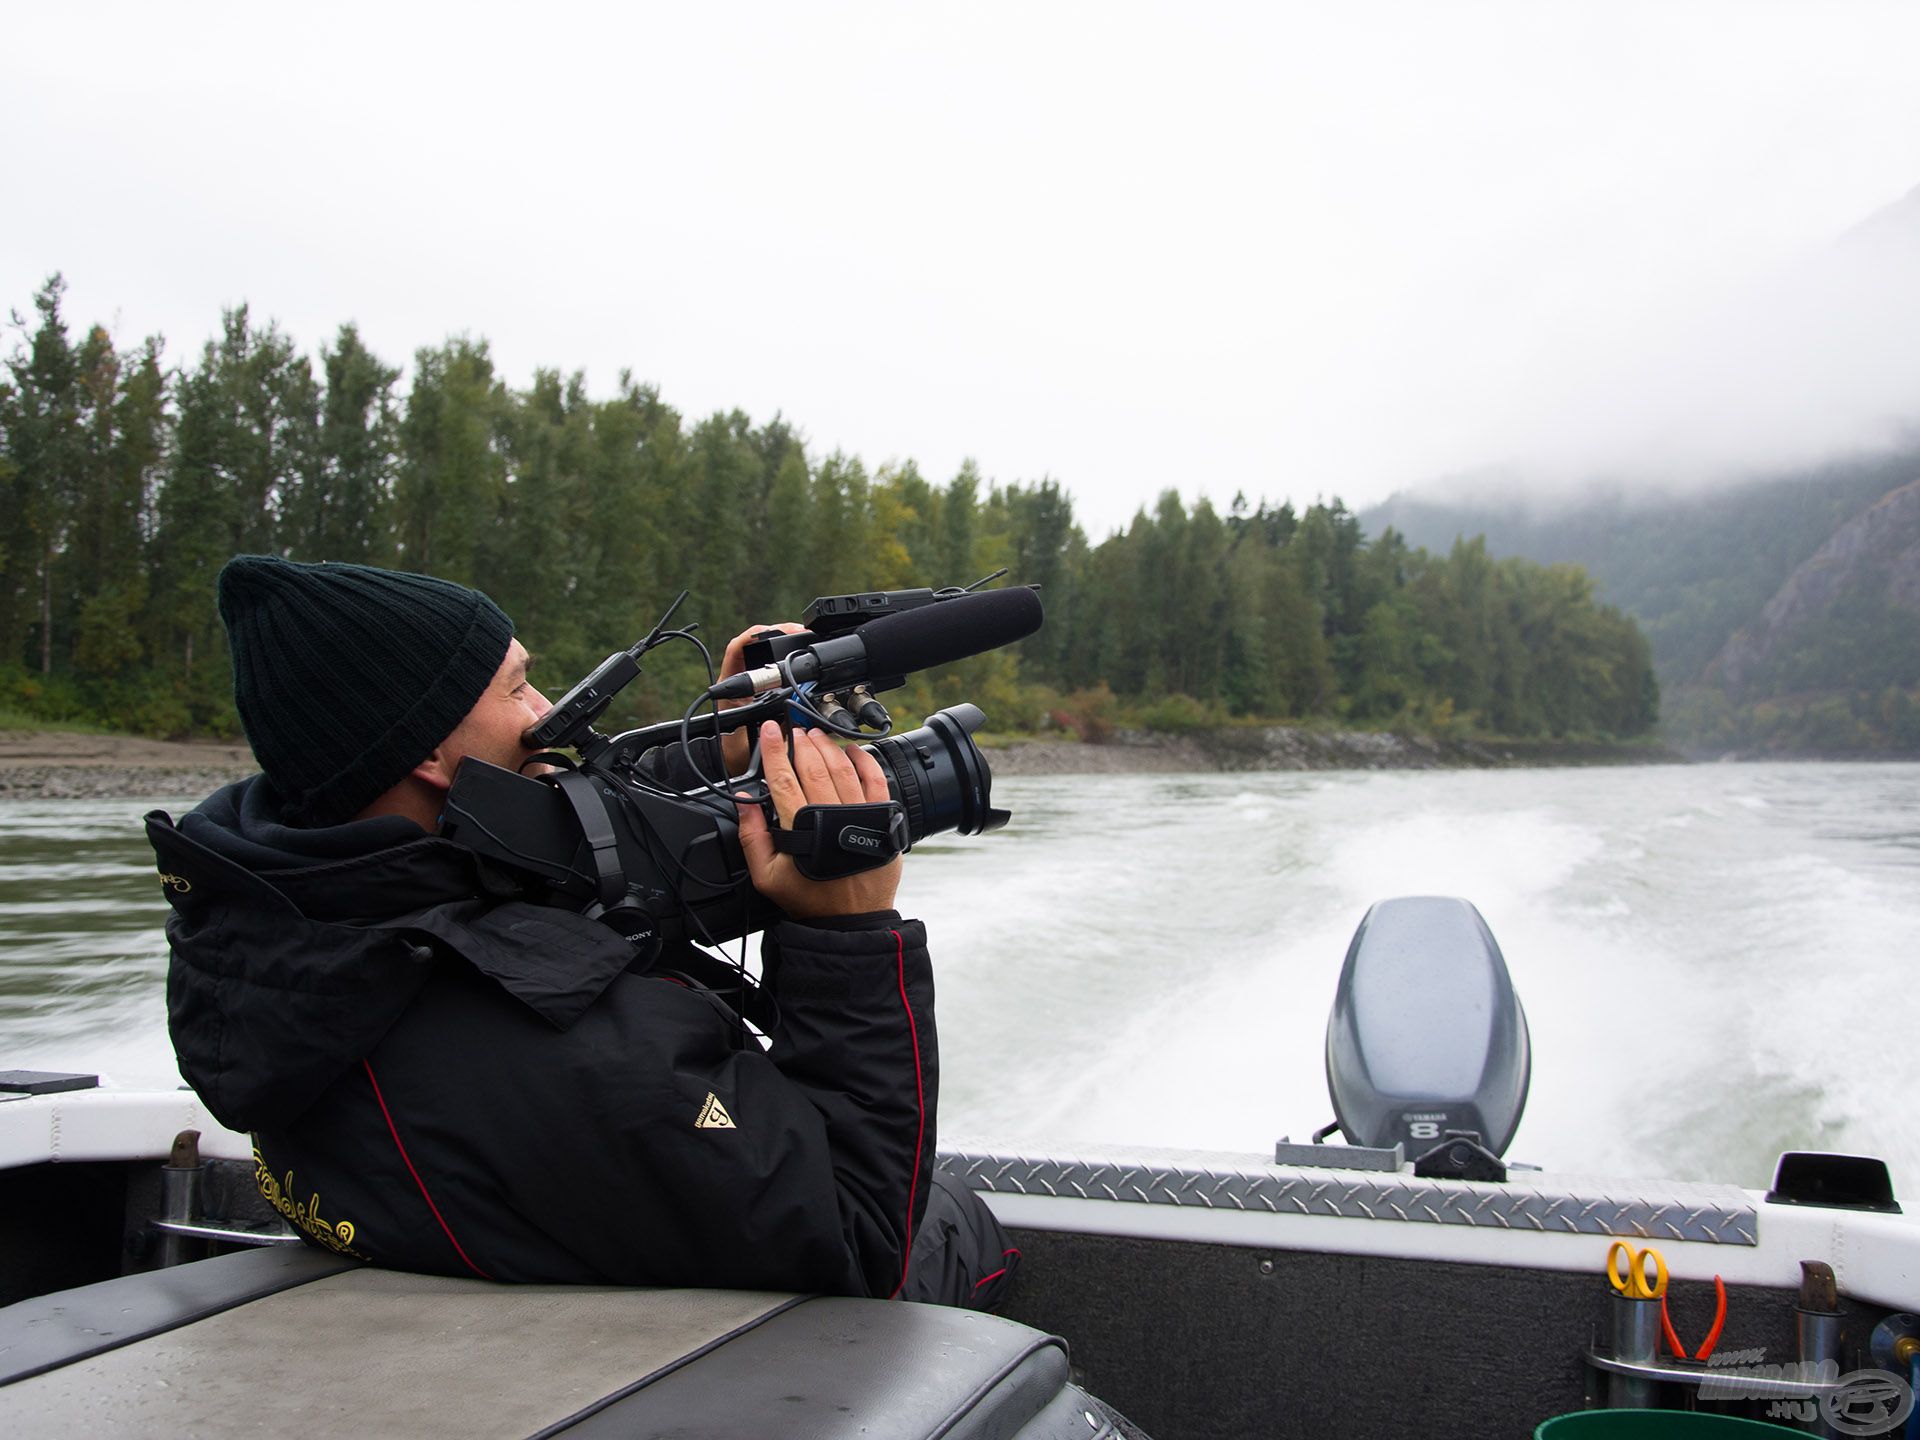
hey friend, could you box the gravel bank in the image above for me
[0,731,256,801]
[0,724,1680,801]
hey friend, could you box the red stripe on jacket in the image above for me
[363,1058,493,1280]
[889,928,926,1300]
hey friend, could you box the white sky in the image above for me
[6,2,1920,536]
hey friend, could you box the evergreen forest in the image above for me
[0,277,1658,745]
[1370,449,1920,756]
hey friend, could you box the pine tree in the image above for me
[297,323,399,565]
[152,329,243,719]
[66,327,162,689]
[810,451,873,590]
[2,276,84,674]
[762,448,816,616]
[1002,479,1079,677]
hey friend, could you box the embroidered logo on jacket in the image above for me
[695,1093,737,1130]
[254,1145,367,1257]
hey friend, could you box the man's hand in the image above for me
[736,721,903,920]
[717,623,806,776]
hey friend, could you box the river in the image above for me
[3,761,1917,1197]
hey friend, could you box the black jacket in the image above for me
[147,776,938,1298]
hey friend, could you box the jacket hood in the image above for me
[149,776,636,1131]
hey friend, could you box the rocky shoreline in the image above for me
[0,725,1682,801]
[0,731,258,802]
[0,764,264,801]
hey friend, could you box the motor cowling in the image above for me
[1325,896,1531,1157]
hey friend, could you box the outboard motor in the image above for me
[1325,897,1531,1165]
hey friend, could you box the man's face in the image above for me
[432,639,553,782]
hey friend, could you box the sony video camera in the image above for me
[439,577,1043,959]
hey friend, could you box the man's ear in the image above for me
[412,747,460,792]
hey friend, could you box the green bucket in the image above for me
[1535,1412,1802,1438]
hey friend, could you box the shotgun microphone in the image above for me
[710,586,1043,699]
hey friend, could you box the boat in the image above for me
[3,896,1917,1437]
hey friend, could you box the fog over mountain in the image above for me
[1405,181,1920,512]
[1368,174,1920,757]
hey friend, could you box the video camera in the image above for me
[439,577,1043,960]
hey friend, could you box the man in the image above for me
[147,555,1015,1307]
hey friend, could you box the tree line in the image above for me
[1374,453,1920,756]
[0,275,1657,743]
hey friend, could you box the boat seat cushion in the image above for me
[0,1251,1090,1438]
[0,1244,355,1385]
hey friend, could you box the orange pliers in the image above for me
[1662,1272,1728,1362]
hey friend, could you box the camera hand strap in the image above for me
[550,767,626,910]
[770,800,910,881]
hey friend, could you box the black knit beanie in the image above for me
[216,555,515,826]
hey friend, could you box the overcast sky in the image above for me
[7,2,1920,536]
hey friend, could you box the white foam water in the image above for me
[3,763,1917,1197]
[919,762,1920,1196]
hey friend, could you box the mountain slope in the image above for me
[1365,446,1920,689]
[1709,478,1920,696]
[1358,172,1920,755]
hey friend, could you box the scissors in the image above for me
[1605,1241,1727,1360]
[1608,1242,1668,1300]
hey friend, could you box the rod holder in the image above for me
[158,1129,208,1269]
[1608,1294,1663,1409]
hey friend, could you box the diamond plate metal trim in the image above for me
[937,1147,1758,1245]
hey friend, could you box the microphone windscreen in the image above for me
[857,587,1044,677]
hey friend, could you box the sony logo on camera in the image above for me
[841,829,886,853]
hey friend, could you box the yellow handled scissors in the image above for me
[1607,1242,1668,1300]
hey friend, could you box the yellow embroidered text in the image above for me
[254,1146,366,1257]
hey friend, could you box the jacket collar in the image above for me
[154,776,636,1030]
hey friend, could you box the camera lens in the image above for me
[864,703,1010,843]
